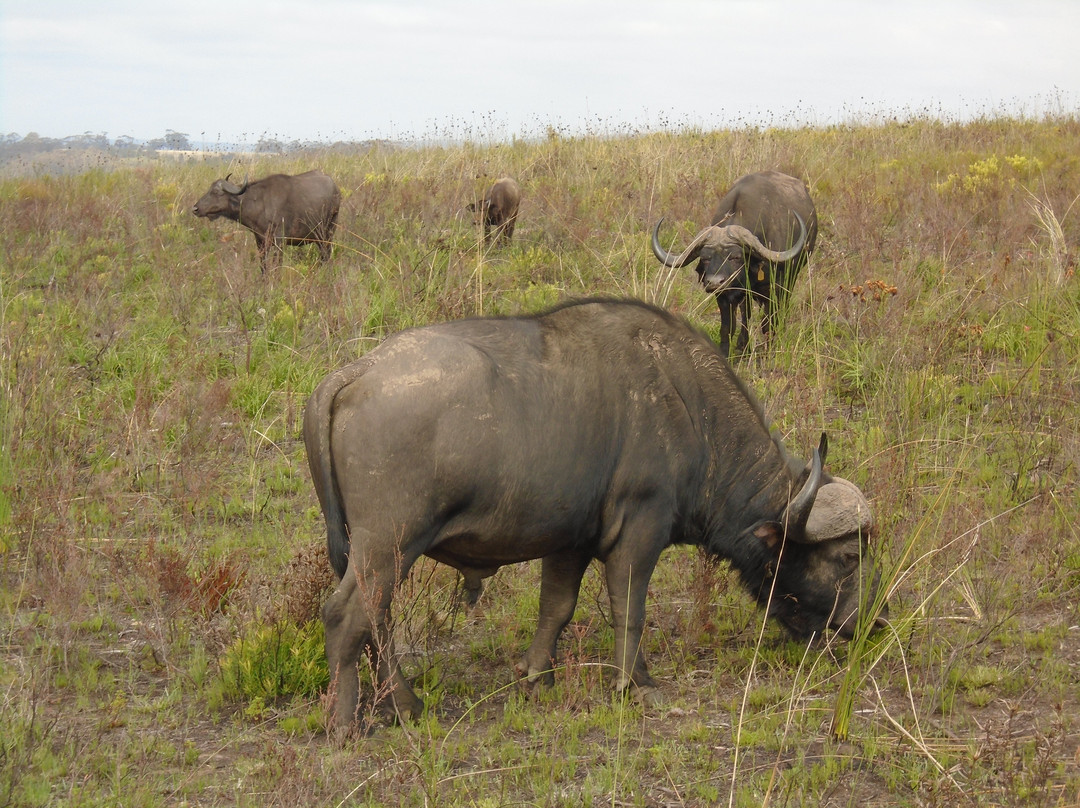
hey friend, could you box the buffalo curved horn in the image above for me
[651,211,807,269]
[221,173,244,195]
[802,477,874,544]
[651,217,737,268]
[730,210,808,263]
[783,432,827,535]
[651,217,702,268]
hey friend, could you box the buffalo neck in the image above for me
[695,399,801,588]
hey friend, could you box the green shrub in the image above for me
[218,620,328,706]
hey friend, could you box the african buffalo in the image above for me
[652,170,818,356]
[304,299,883,729]
[468,176,520,246]
[192,170,341,271]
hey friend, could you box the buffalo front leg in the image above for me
[252,232,269,273]
[715,294,739,357]
[735,293,753,353]
[255,226,282,271]
[603,540,665,706]
[759,276,793,350]
[516,551,592,687]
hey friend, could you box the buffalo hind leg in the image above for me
[321,561,366,731]
[759,278,793,350]
[516,551,592,687]
[322,554,422,732]
[499,215,516,245]
[368,609,419,722]
[316,218,336,262]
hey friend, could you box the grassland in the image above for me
[1,116,1078,807]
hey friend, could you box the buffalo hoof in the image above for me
[326,717,379,743]
[632,684,663,708]
[394,699,424,723]
[460,583,483,609]
[514,659,556,688]
[374,693,423,724]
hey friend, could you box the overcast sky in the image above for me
[2,1,1077,145]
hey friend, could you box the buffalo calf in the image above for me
[468,176,520,246]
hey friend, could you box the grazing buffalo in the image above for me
[468,176,520,246]
[652,170,818,356]
[192,170,341,271]
[304,299,883,730]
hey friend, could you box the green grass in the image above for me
[2,115,1079,806]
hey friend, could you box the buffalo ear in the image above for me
[753,522,785,553]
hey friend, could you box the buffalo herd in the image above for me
[189,163,884,731]
[191,168,816,355]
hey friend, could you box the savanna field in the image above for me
[1,117,1078,807]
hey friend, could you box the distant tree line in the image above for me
[0,130,399,162]
[0,130,198,158]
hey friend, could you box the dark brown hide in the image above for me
[192,170,341,271]
[469,176,520,246]
[304,299,881,729]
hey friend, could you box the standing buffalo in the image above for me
[468,176,520,246]
[192,170,341,271]
[652,170,818,356]
[304,298,883,730]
